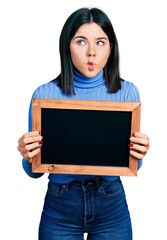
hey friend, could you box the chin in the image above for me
[84,71,100,78]
[85,73,97,78]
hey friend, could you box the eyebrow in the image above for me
[73,36,108,41]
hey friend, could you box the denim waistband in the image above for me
[57,177,121,191]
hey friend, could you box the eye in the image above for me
[97,41,104,46]
[77,40,86,45]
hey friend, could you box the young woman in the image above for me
[17,7,150,240]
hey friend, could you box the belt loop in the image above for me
[96,177,101,192]
[97,177,104,193]
[66,182,70,191]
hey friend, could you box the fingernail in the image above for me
[39,141,43,145]
[38,136,43,141]
[133,132,136,137]
[128,144,133,147]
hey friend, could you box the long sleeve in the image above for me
[22,88,44,178]
[21,73,144,183]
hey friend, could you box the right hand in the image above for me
[17,131,43,164]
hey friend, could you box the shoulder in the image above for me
[120,79,140,102]
[31,81,62,99]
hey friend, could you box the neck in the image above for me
[73,69,105,89]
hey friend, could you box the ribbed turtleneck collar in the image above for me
[73,69,105,89]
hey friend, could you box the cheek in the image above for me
[71,51,77,64]
[100,49,111,65]
[70,48,85,66]
[97,53,109,67]
[104,46,111,59]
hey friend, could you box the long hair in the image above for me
[52,8,121,95]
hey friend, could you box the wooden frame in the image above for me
[32,99,141,176]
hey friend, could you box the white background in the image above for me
[0,0,167,239]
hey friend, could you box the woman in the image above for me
[17,7,149,240]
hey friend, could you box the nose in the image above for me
[87,44,96,57]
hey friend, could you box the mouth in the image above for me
[87,62,95,71]
[88,61,95,65]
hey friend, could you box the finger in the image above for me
[129,149,144,160]
[20,141,43,155]
[129,137,149,146]
[23,131,40,138]
[21,135,43,147]
[133,132,150,149]
[23,141,43,153]
[129,143,147,154]
[24,148,41,162]
[133,132,148,139]
[18,131,41,146]
[18,131,39,143]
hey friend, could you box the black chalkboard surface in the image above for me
[32,99,141,176]
[41,109,131,167]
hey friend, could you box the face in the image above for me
[70,23,112,78]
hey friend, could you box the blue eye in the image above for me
[77,40,85,45]
[97,41,104,46]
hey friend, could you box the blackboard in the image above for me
[32,99,141,176]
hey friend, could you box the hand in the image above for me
[17,131,43,164]
[129,132,150,160]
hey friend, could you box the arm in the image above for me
[126,83,150,170]
[19,89,44,178]
[21,133,44,179]
[129,132,150,166]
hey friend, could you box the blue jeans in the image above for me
[39,177,132,240]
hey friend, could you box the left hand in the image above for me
[129,132,150,160]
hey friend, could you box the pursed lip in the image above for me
[87,62,95,65]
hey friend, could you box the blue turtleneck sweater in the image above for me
[22,69,142,183]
